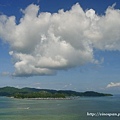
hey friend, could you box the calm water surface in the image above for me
[0,96,120,120]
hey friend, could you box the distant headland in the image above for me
[0,86,112,99]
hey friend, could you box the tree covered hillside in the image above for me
[0,86,112,98]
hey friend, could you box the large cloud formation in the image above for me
[0,3,120,77]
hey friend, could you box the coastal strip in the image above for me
[25,97,72,100]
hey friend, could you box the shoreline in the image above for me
[22,97,72,100]
[11,97,73,100]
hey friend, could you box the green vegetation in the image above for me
[0,86,112,99]
[14,91,66,99]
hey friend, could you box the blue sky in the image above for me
[0,0,120,94]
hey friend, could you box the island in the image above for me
[0,86,112,99]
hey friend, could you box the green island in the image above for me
[0,86,112,99]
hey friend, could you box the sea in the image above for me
[0,95,120,120]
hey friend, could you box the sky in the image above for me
[0,0,120,94]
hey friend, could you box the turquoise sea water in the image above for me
[0,96,120,120]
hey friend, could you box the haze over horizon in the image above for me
[0,0,120,94]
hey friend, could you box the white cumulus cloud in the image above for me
[106,82,120,88]
[0,3,120,77]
